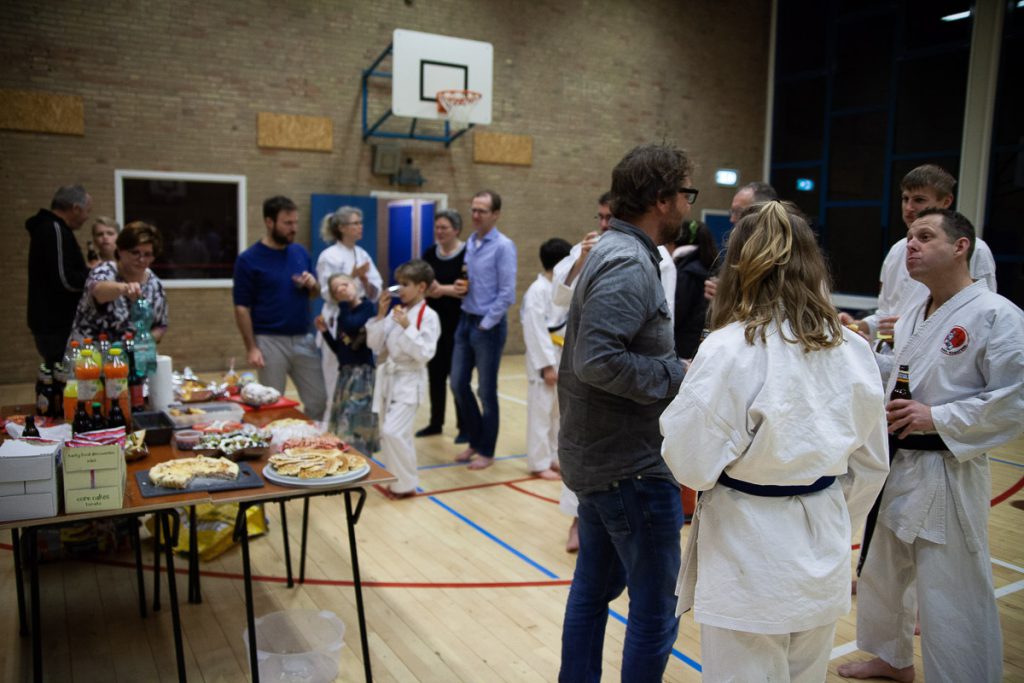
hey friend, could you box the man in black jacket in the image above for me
[26,184,92,365]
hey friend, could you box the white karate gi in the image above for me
[857,280,1024,681]
[521,274,561,473]
[316,242,383,419]
[862,237,997,337]
[660,322,889,679]
[552,240,676,321]
[366,300,440,494]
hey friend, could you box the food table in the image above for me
[2,404,395,683]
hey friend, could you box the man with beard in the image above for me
[557,143,692,682]
[233,195,327,421]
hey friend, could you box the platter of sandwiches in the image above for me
[264,446,369,487]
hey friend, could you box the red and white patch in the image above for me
[941,325,969,356]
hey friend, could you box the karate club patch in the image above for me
[941,325,969,355]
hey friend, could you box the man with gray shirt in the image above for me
[558,143,693,682]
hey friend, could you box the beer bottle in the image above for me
[107,400,126,430]
[73,401,92,435]
[891,365,912,401]
[22,415,41,438]
[90,402,108,431]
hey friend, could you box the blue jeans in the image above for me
[449,313,507,458]
[560,477,683,683]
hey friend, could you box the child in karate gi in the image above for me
[520,238,572,480]
[366,259,441,499]
[315,273,378,455]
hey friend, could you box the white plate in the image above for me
[262,463,370,488]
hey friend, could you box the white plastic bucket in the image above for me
[242,609,346,682]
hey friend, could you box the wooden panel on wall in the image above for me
[0,89,84,135]
[256,112,333,152]
[473,131,533,166]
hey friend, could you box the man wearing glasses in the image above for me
[557,143,693,682]
[450,189,517,470]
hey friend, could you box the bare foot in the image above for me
[467,456,493,470]
[550,461,560,473]
[851,578,857,595]
[566,518,579,553]
[532,468,561,481]
[837,657,914,682]
[455,447,477,463]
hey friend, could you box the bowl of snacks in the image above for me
[195,426,271,461]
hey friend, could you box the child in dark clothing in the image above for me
[315,273,379,453]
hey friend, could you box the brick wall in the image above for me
[0,0,770,382]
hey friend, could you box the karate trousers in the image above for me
[855,487,1002,681]
[525,378,559,472]
[701,622,835,683]
[379,397,420,494]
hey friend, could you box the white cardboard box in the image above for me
[0,440,59,522]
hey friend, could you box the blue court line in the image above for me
[991,457,1024,470]
[418,453,527,471]
[608,608,702,672]
[427,496,560,579]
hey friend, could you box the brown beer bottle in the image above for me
[891,365,912,401]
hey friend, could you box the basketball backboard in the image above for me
[391,29,493,125]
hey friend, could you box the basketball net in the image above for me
[437,90,482,131]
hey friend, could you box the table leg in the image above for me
[12,528,27,637]
[153,513,162,612]
[188,506,201,604]
[344,490,373,683]
[26,527,42,683]
[130,516,147,618]
[299,496,310,584]
[236,503,260,683]
[158,512,187,683]
[278,500,293,588]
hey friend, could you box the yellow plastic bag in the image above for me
[146,503,268,561]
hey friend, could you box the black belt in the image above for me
[718,471,836,497]
[889,433,950,452]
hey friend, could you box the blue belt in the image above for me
[718,471,836,497]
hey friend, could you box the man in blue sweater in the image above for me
[233,196,326,421]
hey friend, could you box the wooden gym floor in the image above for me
[1,353,1021,682]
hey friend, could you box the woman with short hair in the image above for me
[70,220,168,342]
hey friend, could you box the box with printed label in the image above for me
[0,440,59,522]
[62,443,125,514]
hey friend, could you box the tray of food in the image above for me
[194,427,271,461]
[264,446,369,488]
[163,402,245,429]
[135,456,264,497]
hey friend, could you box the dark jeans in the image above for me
[449,313,507,458]
[426,323,464,433]
[559,477,683,683]
[33,330,70,367]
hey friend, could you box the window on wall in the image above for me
[984,3,1024,306]
[115,171,246,288]
[770,0,972,300]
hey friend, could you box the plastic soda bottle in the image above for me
[62,341,81,420]
[104,348,131,425]
[75,349,102,416]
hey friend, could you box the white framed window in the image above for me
[114,170,247,289]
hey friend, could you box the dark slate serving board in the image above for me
[135,461,265,498]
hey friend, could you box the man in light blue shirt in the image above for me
[451,189,517,469]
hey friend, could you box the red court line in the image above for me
[991,474,1024,507]
[3,474,1019,589]
[505,482,560,504]
[417,475,537,497]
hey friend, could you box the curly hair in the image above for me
[710,201,842,352]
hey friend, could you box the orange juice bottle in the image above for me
[62,340,81,420]
[104,348,131,427]
[75,349,102,416]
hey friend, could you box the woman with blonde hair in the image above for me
[660,201,889,681]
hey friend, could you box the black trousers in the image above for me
[426,325,463,432]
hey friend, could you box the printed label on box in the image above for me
[63,444,121,472]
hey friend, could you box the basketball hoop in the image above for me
[437,89,482,131]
